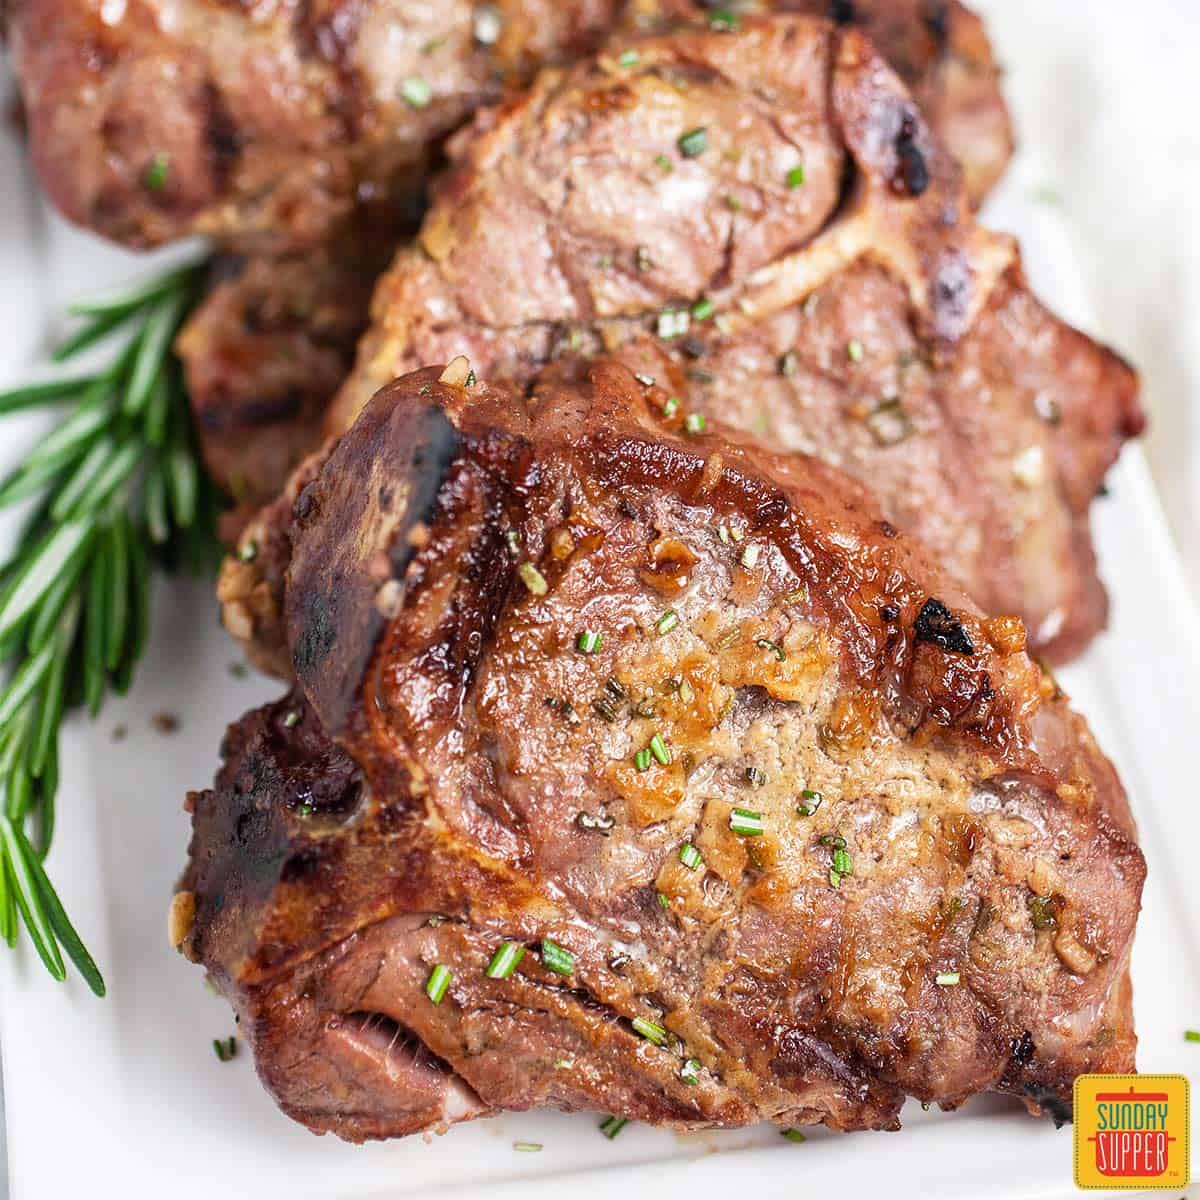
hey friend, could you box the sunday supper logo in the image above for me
[1074,1075,1190,1189]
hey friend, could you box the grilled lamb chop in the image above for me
[7,0,1009,252]
[160,0,1011,512]
[295,14,1138,664]
[178,360,1143,1142]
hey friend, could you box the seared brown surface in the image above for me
[9,0,1009,252]
[316,15,1139,663]
[177,226,395,527]
[183,361,1143,1142]
[167,0,1012,508]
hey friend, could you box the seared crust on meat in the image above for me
[6,0,626,250]
[166,0,1011,510]
[177,225,395,527]
[182,362,1142,1141]
[9,0,1009,251]
[318,15,1138,663]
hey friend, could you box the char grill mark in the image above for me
[181,362,1143,1142]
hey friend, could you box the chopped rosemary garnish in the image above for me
[691,297,715,321]
[426,963,452,1003]
[683,412,706,435]
[631,1016,668,1046]
[486,941,526,980]
[678,842,703,870]
[780,1128,807,1143]
[708,7,738,30]
[755,636,785,661]
[212,1036,237,1062]
[654,154,673,173]
[600,1115,629,1139]
[729,808,764,836]
[648,732,671,766]
[818,833,846,849]
[401,76,433,108]
[662,395,680,419]
[144,152,170,191]
[518,562,548,595]
[796,788,823,816]
[678,127,709,158]
[576,629,602,654]
[618,48,640,68]
[655,609,679,636]
[0,258,219,994]
[540,938,574,976]
[786,164,806,189]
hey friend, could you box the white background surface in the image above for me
[0,2,1198,1197]
[975,0,1200,605]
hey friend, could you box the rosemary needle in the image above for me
[0,257,220,994]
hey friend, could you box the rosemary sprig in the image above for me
[0,258,219,994]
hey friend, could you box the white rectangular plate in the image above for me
[0,64,1196,1200]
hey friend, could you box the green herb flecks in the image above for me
[212,1036,237,1062]
[678,128,709,158]
[486,940,526,980]
[401,77,433,108]
[144,153,170,192]
[426,964,452,1004]
[540,938,574,976]
[600,1115,629,1139]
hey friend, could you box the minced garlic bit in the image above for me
[168,890,196,950]
[439,355,473,386]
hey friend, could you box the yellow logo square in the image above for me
[1074,1074,1190,1189]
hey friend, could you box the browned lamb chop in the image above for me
[157,0,1012,513]
[6,0,1010,251]
[268,15,1136,665]
[176,359,1143,1142]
